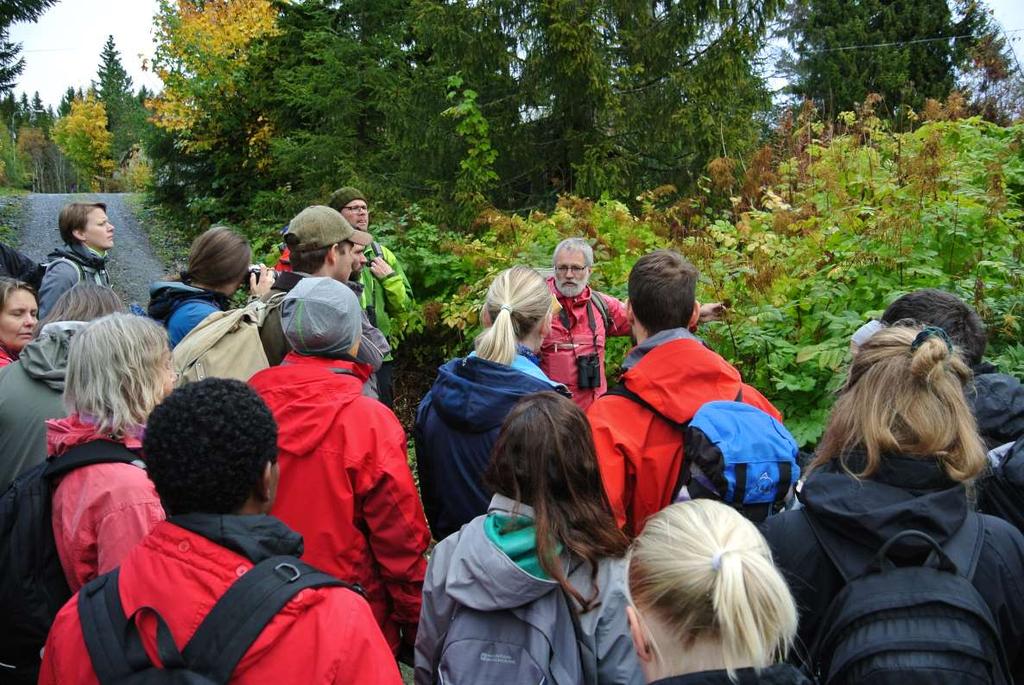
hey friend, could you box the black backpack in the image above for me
[0,441,143,685]
[0,241,45,290]
[805,512,1012,685]
[77,556,353,684]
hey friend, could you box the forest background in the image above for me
[1,0,1023,444]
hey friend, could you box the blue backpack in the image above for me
[683,401,800,521]
[604,384,799,522]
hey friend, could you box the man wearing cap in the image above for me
[327,187,413,408]
[259,205,391,399]
[250,277,430,664]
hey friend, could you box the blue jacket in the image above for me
[147,282,229,348]
[414,354,564,540]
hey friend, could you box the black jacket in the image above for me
[761,455,1024,681]
[651,665,810,685]
[970,363,1024,448]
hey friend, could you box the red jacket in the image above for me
[47,414,165,592]
[0,343,16,368]
[39,519,402,684]
[587,332,781,536]
[249,353,430,652]
[540,277,631,411]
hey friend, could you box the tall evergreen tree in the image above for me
[94,35,140,158]
[57,85,75,117]
[782,0,1009,116]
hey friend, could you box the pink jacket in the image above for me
[540,277,631,411]
[47,415,165,592]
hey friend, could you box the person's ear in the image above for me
[258,461,279,512]
[71,227,86,243]
[626,301,635,327]
[481,307,493,328]
[539,311,553,338]
[626,606,654,663]
[687,300,700,330]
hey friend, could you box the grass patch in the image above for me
[126,192,191,270]
[0,188,27,243]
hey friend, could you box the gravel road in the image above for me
[15,193,168,307]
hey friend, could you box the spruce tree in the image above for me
[94,35,140,158]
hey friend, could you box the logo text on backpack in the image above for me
[480,653,516,665]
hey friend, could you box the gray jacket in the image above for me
[0,322,85,489]
[37,244,111,319]
[415,494,643,685]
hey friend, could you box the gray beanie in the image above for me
[281,277,362,358]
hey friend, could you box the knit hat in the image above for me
[327,187,367,212]
[280,277,362,359]
[284,205,371,252]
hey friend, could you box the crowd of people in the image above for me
[0,193,1022,685]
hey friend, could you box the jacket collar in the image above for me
[168,513,304,563]
[623,327,702,370]
[280,352,372,381]
[50,243,107,270]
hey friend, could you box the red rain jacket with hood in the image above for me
[39,517,402,685]
[249,353,430,653]
[587,329,781,536]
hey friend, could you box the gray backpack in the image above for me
[435,586,596,684]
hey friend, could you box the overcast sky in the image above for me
[8,0,1024,110]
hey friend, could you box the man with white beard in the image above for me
[539,238,632,411]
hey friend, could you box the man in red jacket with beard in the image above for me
[587,250,782,537]
[40,378,401,684]
[249,276,429,663]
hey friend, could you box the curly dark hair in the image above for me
[143,378,278,515]
[881,289,987,368]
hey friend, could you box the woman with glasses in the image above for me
[415,266,568,541]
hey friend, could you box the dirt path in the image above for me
[16,193,168,307]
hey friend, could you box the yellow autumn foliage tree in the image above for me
[52,95,115,191]
[150,0,280,167]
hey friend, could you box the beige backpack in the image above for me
[172,293,286,385]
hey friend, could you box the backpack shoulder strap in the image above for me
[589,292,612,333]
[604,382,687,430]
[43,441,143,480]
[182,556,352,682]
[78,570,186,683]
[46,256,85,282]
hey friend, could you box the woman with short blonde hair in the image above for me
[416,266,566,540]
[763,325,1024,681]
[49,313,174,593]
[627,500,805,684]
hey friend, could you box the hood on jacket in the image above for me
[430,356,560,433]
[443,495,562,611]
[800,453,968,560]
[249,356,368,457]
[969,370,1024,448]
[20,321,87,391]
[46,413,143,457]
[619,330,745,424]
[168,513,304,563]
[47,243,107,270]
[147,281,228,323]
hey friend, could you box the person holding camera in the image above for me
[539,238,632,411]
[148,227,275,347]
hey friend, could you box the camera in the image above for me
[248,264,262,283]
[576,353,602,389]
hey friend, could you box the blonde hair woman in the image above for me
[762,325,1024,681]
[415,266,567,540]
[627,500,805,685]
[48,313,175,592]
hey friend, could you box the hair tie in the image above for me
[500,304,514,314]
[711,550,724,572]
[911,325,953,353]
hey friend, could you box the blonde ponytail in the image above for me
[628,500,797,677]
[475,266,554,365]
[812,324,986,482]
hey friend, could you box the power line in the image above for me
[807,27,1024,53]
